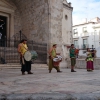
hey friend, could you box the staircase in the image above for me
[0,64,21,69]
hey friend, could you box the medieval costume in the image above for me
[18,39,33,75]
[86,51,94,71]
[69,44,76,72]
[48,44,62,73]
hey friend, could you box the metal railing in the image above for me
[0,39,47,64]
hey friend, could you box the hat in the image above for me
[53,44,57,46]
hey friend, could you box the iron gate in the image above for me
[0,32,47,64]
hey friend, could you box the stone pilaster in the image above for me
[47,0,73,67]
[10,13,14,38]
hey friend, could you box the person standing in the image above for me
[18,39,33,75]
[86,48,94,72]
[91,48,96,58]
[48,44,62,73]
[69,44,76,72]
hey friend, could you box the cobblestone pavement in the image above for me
[0,67,100,99]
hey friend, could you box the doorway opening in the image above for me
[0,16,7,47]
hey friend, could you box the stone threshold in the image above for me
[0,93,100,100]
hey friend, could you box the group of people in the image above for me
[49,43,96,73]
[18,40,63,75]
[17,39,95,75]
[70,44,96,72]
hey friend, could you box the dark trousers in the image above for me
[21,58,31,72]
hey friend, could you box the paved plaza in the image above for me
[0,65,100,99]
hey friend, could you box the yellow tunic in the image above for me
[20,43,28,55]
[48,48,60,71]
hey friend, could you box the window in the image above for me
[83,27,87,32]
[83,39,87,49]
[74,40,78,48]
[83,39,87,44]
[73,29,78,34]
[65,15,68,20]
[74,40,78,45]
[94,30,97,34]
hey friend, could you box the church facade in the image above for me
[0,0,73,65]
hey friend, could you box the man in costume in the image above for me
[18,39,33,75]
[48,44,62,73]
[69,44,76,72]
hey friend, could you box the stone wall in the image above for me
[62,4,73,45]
[48,0,63,48]
[62,1,73,60]
[46,0,63,64]
[48,0,73,66]
[2,0,73,46]
[13,0,49,44]
[14,9,21,35]
[1,0,73,64]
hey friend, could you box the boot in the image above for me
[71,69,76,72]
[28,72,33,74]
[22,72,25,75]
[49,70,51,73]
[57,70,62,73]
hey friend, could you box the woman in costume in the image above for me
[86,48,94,72]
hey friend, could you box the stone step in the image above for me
[34,59,46,64]
[0,64,21,69]
[5,60,20,63]
[0,64,48,69]
[31,64,48,68]
[1,57,46,63]
[5,57,19,60]
[0,93,100,100]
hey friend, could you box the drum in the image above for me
[53,55,62,66]
[31,51,38,60]
[24,51,32,61]
[24,50,38,61]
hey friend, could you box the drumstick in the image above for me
[22,56,25,64]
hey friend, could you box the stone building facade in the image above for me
[0,0,73,66]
